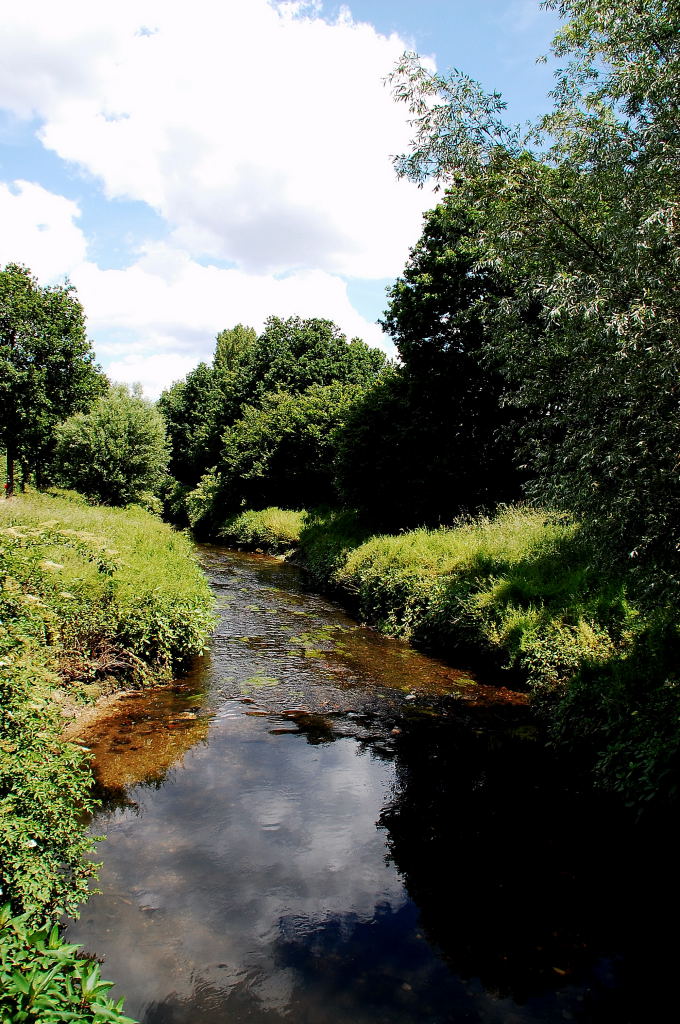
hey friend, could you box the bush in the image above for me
[55,385,169,506]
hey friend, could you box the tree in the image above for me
[243,317,388,404]
[0,264,105,495]
[55,384,170,506]
[158,362,225,486]
[158,325,259,489]
[388,0,680,589]
[213,324,257,376]
[335,192,524,530]
[159,316,389,500]
[188,383,365,535]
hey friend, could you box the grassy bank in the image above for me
[219,507,308,554]
[0,490,213,1022]
[219,504,679,811]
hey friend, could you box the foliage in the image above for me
[225,383,365,508]
[158,363,227,487]
[296,508,372,589]
[213,324,257,376]
[336,196,522,529]
[220,507,307,553]
[55,385,170,507]
[388,0,680,591]
[186,383,369,536]
[0,492,213,909]
[0,906,135,1023]
[241,316,388,405]
[0,264,106,493]
[0,654,98,922]
[159,317,388,501]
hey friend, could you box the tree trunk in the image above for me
[5,440,15,497]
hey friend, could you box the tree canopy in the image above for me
[159,316,389,500]
[0,264,105,494]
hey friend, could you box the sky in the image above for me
[0,0,561,397]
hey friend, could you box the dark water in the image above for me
[66,548,677,1023]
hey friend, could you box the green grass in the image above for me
[0,489,214,1023]
[219,507,307,552]
[331,506,627,680]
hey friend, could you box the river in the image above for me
[65,546,676,1023]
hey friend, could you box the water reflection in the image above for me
[66,548,678,1024]
[71,719,408,1021]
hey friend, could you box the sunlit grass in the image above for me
[220,506,308,551]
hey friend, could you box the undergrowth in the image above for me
[0,489,214,1022]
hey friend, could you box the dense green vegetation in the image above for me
[389,0,680,590]
[0,491,213,1022]
[55,385,169,508]
[338,195,521,528]
[159,316,388,500]
[0,15,677,1007]
[219,507,308,553]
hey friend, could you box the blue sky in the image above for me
[0,1,561,395]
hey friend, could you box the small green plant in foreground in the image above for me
[0,905,135,1023]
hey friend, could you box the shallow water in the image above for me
[66,547,677,1023]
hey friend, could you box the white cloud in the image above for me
[0,0,434,279]
[0,180,87,280]
[74,246,394,396]
[0,177,394,397]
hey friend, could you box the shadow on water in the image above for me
[66,547,679,1024]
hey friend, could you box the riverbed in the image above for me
[65,547,675,1023]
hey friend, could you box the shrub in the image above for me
[0,906,135,1023]
[55,385,169,507]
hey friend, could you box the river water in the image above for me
[65,547,676,1024]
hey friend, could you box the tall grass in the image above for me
[219,507,307,552]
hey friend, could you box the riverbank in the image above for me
[218,504,680,812]
[0,489,213,1023]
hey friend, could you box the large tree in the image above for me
[338,193,521,529]
[160,317,389,498]
[0,264,105,494]
[388,0,680,589]
[242,316,388,404]
[215,383,364,515]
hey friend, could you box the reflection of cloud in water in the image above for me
[69,715,405,1020]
